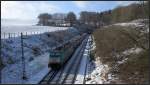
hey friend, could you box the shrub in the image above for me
[32,46,41,56]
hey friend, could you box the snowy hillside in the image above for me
[114,19,149,33]
[1,25,80,84]
[92,19,149,84]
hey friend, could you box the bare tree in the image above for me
[65,12,76,26]
[37,13,52,26]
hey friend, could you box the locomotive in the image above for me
[48,33,87,69]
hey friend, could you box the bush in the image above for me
[89,50,96,61]
[32,46,41,56]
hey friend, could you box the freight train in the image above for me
[48,33,87,69]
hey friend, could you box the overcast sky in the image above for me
[1,1,138,20]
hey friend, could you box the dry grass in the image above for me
[93,25,149,84]
[118,49,149,84]
[93,26,135,65]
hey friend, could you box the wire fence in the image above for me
[1,31,48,39]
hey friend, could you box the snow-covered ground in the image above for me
[1,19,70,39]
[1,25,69,39]
[1,19,80,84]
[74,35,110,84]
[74,36,90,84]
[1,19,38,26]
[1,52,50,84]
[114,19,149,33]
[103,19,149,33]
[1,25,69,34]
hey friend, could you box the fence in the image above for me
[1,27,70,39]
[1,31,47,39]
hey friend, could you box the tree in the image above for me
[80,11,96,25]
[65,12,76,26]
[37,13,52,26]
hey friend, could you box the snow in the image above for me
[114,19,148,27]
[1,19,38,26]
[1,52,50,84]
[74,35,110,84]
[1,18,73,39]
[117,58,128,64]
[1,25,69,39]
[85,61,109,84]
[74,36,89,84]
[26,67,49,84]
[1,23,80,84]
[114,19,149,33]
[1,25,69,34]
[116,47,143,64]
[122,47,143,55]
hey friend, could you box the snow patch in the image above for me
[122,48,143,55]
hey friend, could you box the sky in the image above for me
[1,1,138,20]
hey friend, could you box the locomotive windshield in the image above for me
[49,51,61,57]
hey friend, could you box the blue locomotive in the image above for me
[48,33,87,69]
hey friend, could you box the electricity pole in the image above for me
[21,33,27,80]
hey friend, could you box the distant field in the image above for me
[1,25,69,39]
[1,25,69,33]
[1,19,69,36]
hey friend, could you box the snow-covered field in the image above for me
[1,25,69,39]
[1,19,69,39]
[1,25,69,34]
[1,19,38,26]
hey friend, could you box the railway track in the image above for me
[39,35,89,84]
[39,70,58,84]
[62,43,86,84]
[56,36,88,84]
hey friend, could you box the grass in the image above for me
[118,49,149,84]
[93,25,149,84]
[93,26,135,64]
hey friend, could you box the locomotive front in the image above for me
[48,50,62,69]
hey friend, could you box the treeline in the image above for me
[37,12,76,26]
[79,1,149,26]
[37,1,149,28]
[102,1,149,24]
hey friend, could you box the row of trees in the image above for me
[37,12,76,26]
[79,1,149,26]
[104,1,149,24]
[37,1,149,27]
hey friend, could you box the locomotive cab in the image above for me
[48,47,63,69]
